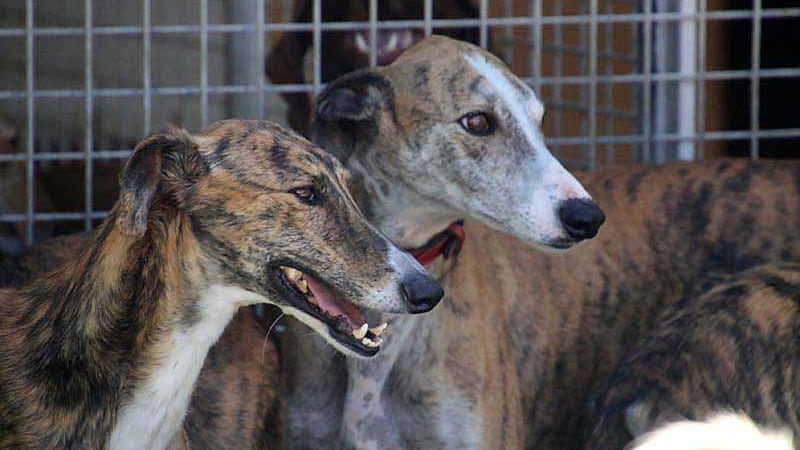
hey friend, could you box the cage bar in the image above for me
[0,1,798,245]
[84,0,94,230]
[750,0,762,160]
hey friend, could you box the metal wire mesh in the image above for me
[0,0,798,247]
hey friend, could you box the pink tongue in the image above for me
[305,276,366,329]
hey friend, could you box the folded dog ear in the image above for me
[316,87,372,122]
[117,129,206,237]
[310,69,393,160]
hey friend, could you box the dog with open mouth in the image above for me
[0,119,440,449]
[265,0,480,135]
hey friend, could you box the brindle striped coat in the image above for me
[1,233,282,450]
[586,262,800,449]
[5,161,800,450]
[281,159,800,449]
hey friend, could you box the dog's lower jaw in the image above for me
[108,285,241,450]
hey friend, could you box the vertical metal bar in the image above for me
[424,0,433,36]
[677,0,697,160]
[503,0,513,64]
[696,0,706,160]
[84,0,93,230]
[479,0,488,49]
[588,0,598,171]
[642,0,653,162]
[532,0,542,92]
[750,0,761,160]
[200,0,208,126]
[143,0,151,135]
[230,1,258,118]
[652,0,669,161]
[369,0,377,67]
[552,0,563,138]
[603,0,613,165]
[312,0,321,93]
[25,0,34,245]
[629,0,642,161]
[256,0,265,119]
[578,1,589,155]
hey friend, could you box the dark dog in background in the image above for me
[265,0,481,135]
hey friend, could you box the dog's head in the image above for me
[312,35,604,250]
[115,119,442,357]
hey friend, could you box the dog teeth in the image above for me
[352,323,369,340]
[296,278,308,293]
[369,322,388,336]
[355,32,369,53]
[283,267,302,281]
[361,337,380,348]
[385,32,398,53]
[307,294,318,306]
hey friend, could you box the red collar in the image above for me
[407,220,466,266]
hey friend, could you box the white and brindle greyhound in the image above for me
[0,119,441,449]
[283,35,604,449]
[283,36,800,450]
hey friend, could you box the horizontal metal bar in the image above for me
[548,127,800,146]
[547,99,640,120]
[525,67,800,85]
[1,8,799,38]
[2,128,797,165]
[0,212,106,222]
[0,83,316,100]
[0,150,131,162]
[499,38,638,62]
[3,66,798,101]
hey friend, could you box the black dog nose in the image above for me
[558,198,606,241]
[401,273,444,314]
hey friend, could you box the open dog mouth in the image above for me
[351,29,422,65]
[276,266,388,357]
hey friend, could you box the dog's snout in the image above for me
[558,198,606,241]
[400,273,444,314]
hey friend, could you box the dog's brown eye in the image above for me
[290,186,322,205]
[458,112,494,136]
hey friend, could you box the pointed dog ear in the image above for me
[310,69,393,160]
[116,129,206,237]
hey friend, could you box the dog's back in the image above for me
[587,262,800,449]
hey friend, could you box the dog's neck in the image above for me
[348,157,458,249]
[339,157,466,443]
[0,210,239,449]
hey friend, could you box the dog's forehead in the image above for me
[461,52,545,119]
[197,119,340,182]
[390,35,544,119]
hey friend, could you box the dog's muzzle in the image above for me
[558,198,606,241]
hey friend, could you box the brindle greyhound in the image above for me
[587,262,800,450]
[280,36,800,449]
[0,119,441,449]
[7,37,800,449]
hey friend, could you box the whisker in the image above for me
[261,312,286,363]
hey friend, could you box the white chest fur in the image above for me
[107,285,245,450]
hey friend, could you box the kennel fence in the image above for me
[0,0,799,247]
